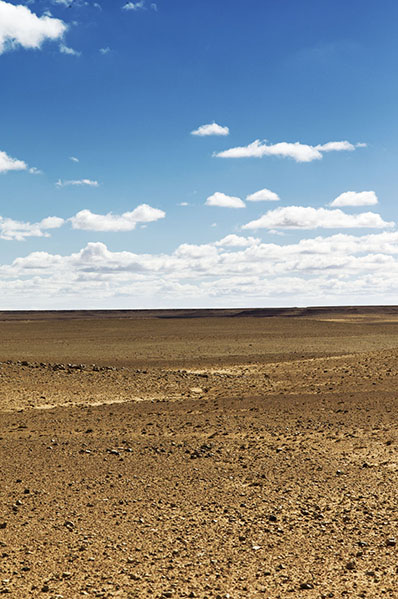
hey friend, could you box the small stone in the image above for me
[0,523,6,530]
[346,561,356,571]
[386,537,396,547]
[41,584,50,592]
[299,582,314,590]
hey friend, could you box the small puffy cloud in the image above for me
[29,166,42,175]
[215,139,361,163]
[215,234,259,247]
[69,156,79,162]
[191,122,230,137]
[0,1,67,54]
[69,204,165,232]
[243,206,394,230]
[56,178,99,187]
[205,192,245,209]
[0,150,27,173]
[330,191,378,207]
[99,46,110,55]
[122,1,145,10]
[179,202,189,207]
[315,141,355,152]
[59,43,80,56]
[0,215,64,241]
[246,188,280,202]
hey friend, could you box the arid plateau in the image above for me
[0,308,397,598]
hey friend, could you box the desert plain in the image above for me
[0,307,397,599]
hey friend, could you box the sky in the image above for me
[0,0,397,309]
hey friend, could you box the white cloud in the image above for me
[59,42,80,56]
[246,188,280,202]
[0,215,64,241]
[315,141,357,152]
[215,138,361,162]
[0,150,27,173]
[191,122,230,137]
[56,178,99,187]
[330,191,378,207]
[243,206,394,230]
[205,192,245,209]
[179,202,189,207]
[0,1,67,54]
[69,156,79,162]
[29,166,42,175]
[122,1,145,10]
[69,204,165,232]
[5,230,398,308]
[99,46,110,55]
[214,234,260,247]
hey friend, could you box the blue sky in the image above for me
[0,0,397,308]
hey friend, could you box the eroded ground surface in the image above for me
[0,311,397,598]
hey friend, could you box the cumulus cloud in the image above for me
[0,215,64,241]
[5,230,398,308]
[122,1,145,10]
[56,178,99,187]
[0,150,27,173]
[0,1,67,54]
[191,122,230,137]
[215,139,362,162]
[205,192,245,209]
[246,188,280,202]
[69,204,165,232]
[99,46,110,55]
[214,234,260,247]
[59,42,80,56]
[69,156,79,162]
[243,206,394,230]
[330,191,378,207]
[29,167,42,175]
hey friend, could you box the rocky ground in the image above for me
[0,311,397,598]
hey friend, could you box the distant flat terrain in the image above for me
[0,307,397,598]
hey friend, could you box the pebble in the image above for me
[299,582,314,590]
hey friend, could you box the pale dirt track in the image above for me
[0,310,397,598]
